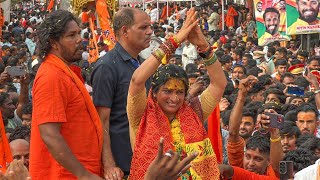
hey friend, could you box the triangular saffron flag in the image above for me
[96,0,116,50]
[88,18,99,64]
[207,105,223,164]
[47,0,54,11]
[0,112,13,172]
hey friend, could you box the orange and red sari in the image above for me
[129,91,220,180]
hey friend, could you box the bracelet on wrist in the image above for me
[198,45,212,58]
[203,53,217,66]
[197,45,210,53]
[169,36,179,49]
[151,48,165,64]
[270,136,281,142]
[315,89,320,94]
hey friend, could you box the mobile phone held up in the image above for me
[279,161,294,180]
[265,112,284,129]
[287,86,304,96]
[7,66,27,77]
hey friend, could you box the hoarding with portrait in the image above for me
[286,0,320,35]
[254,0,290,46]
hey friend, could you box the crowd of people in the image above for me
[0,0,320,180]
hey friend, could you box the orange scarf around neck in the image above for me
[129,90,220,180]
[44,54,103,153]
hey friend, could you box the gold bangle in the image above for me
[203,53,217,66]
[172,35,181,46]
[152,48,165,63]
[270,136,281,142]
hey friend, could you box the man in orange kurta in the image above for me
[30,10,103,180]
[227,76,279,178]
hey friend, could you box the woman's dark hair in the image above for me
[152,64,189,95]
[37,10,79,60]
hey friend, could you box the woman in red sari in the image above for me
[127,8,227,180]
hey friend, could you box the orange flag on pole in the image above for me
[96,0,116,50]
[0,112,13,172]
[0,5,3,47]
[207,105,223,164]
[47,0,54,11]
[88,18,99,64]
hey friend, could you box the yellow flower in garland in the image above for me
[170,118,191,180]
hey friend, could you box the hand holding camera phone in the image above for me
[279,161,293,180]
[265,112,284,129]
[6,66,27,77]
[287,86,304,96]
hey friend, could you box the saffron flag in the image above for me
[0,112,13,172]
[96,0,116,50]
[207,105,223,164]
[88,18,99,64]
[0,5,3,46]
[254,0,290,46]
[47,0,54,11]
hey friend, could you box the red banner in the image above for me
[0,112,13,172]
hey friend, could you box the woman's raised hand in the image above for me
[175,8,199,44]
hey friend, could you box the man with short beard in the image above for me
[280,122,300,154]
[287,0,320,34]
[239,109,256,141]
[30,10,104,180]
[227,76,283,177]
[258,7,288,46]
[0,92,21,129]
[307,56,320,71]
[296,103,319,136]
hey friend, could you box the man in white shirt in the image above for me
[208,8,220,33]
[182,41,197,69]
[150,5,158,23]
[294,159,320,180]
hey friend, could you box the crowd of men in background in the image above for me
[0,0,320,179]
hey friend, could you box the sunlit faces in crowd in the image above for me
[280,122,300,154]
[281,134,298,153]
[264,88,286,104]
[296,111,318,135]
[289,96,305,107]
[265,93,281,104]
[289,40,296,49]
[307,56,320,71]
[239,116,255,140]
[10,139,30,169]
[274,47,287,60]
[276,65,287,76]
[295,104,318,136]
[231,65,246,81]
[243,135,270,175]
[280,73,295,86]
[297,55,307,64]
